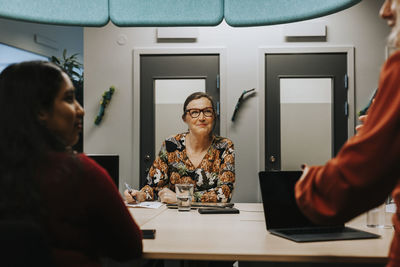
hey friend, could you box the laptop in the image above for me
[88,154,119,188]
[258,171,380,242]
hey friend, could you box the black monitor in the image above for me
[87,154,119,188]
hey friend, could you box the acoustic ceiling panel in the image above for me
[110,0,224,26]
[0,0,361,27]
[0,0,109,26]
[224,0,362,27]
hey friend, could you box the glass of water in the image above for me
[175,184,194,212]
[367,197,394,228]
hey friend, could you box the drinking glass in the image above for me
[367,197,394,228]
[175,184,194,212]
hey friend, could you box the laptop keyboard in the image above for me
[279,227,357,236]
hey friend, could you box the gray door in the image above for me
[140,54,220,186]
[265,53,348,171]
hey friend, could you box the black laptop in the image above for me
[88,154,119,188]
[258,171,380,242]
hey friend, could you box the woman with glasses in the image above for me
[125,92,235,204]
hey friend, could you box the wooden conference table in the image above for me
[128,203,393,264]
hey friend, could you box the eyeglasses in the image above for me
[185,107,214,118]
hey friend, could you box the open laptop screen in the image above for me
[87,154,119,188]
[259,171,333,229]
[259,171,380,242]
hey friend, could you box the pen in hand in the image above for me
[124,183,140,203]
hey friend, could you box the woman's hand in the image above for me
[355,115,368,132]
[158,188,177,204]
[299,164,310,181]
[123,189,146,204]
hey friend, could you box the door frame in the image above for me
[132,47,227,188]
[258,46,355,173]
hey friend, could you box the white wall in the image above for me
[0,18,83,62]
[83,0,389,203]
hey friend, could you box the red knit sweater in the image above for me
[36,153,142,266]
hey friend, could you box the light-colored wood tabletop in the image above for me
[128,203,393,263]
[127,203,167,226]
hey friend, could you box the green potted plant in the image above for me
[51,49,83,105]
[51,49,84,152]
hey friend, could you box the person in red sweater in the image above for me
[295,0,400,266]
[0,61,142,266]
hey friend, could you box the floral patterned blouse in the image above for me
[141,133,235,202]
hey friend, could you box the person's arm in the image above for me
[193,140,235,203]
[81,155,142,261]
[295,53,400,225]
[140,141,170,201]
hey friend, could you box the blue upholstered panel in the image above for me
[0,0,361,27]
[110,0,224,26]
[225,0,362,27]
[0,0,109,26]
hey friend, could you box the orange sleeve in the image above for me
[295,51,400,224]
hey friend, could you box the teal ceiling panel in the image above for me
[0,0,109,26]
[110,0,224,26]
[224,0,362,27]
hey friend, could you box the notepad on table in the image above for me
[126,201,164,209]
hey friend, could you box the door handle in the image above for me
[269,155,276,163]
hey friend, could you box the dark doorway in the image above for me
[265,53,348,171]
[140,54,220,186]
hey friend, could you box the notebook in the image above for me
[258,171,380,242]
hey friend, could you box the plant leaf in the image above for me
[50,56,60,64]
